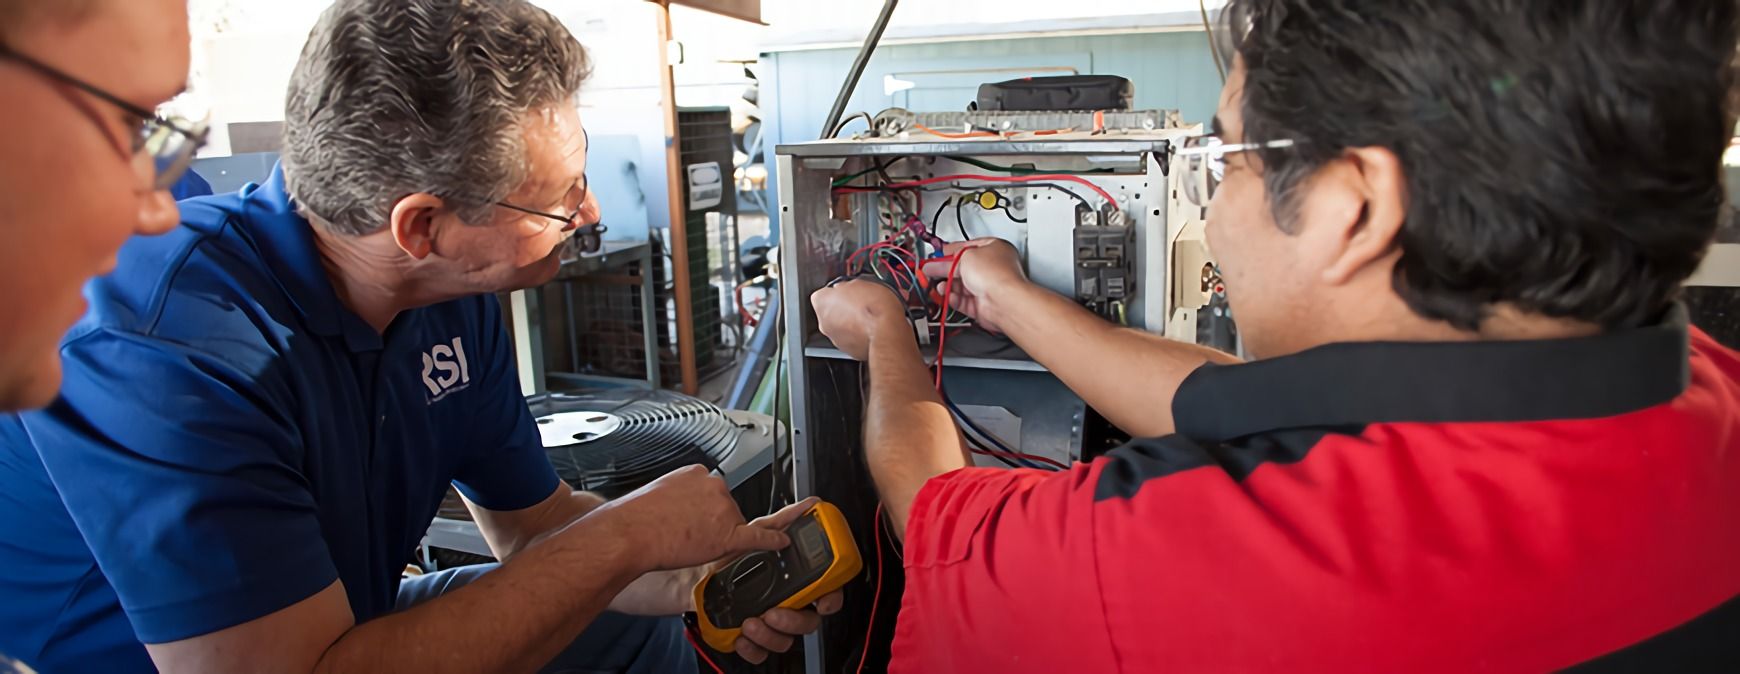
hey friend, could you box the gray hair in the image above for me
[281,0,591,236]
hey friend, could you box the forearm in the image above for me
[863,330,971,539]
[479,488,607,561]
[988,281,1241,437]
[315,513,643,674]
[608,567,706,616]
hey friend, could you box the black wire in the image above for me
[1000,206,1027,224]
[875,163,916,220]
[767,269,788,515]
[937,383,1040,470]
[955,198,969,241]
[965,435,1023,469]
[990,182,1093,213]
[830,111,875,138]
[930,197,950,238]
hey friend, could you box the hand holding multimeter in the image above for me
[692,499,863,653]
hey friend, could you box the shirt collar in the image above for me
[240,163,384,353]
[1172,305,1691,443]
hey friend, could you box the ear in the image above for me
[1318,146,1406,286]
[388,193,445,260]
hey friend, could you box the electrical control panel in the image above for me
[774,112,1226,673]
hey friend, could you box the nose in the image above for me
[135,190,181,236]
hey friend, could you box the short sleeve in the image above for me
[449,295,558,511]
[23,330,337,644]
[889,464,1120,673]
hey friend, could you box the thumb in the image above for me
[725,524,791,555]
[750,497,820,530]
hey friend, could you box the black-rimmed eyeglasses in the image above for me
[494,173,593,232]
[494,173,606,254]
[0,43,209,191]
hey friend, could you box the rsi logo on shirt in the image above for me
[421,337,472,403]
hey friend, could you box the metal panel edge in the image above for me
[775,152,827,674]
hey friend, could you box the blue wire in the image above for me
[940,394,1048,470]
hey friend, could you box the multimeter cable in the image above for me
[856,502,886,674]
[683,616,727,674]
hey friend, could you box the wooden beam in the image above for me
[653,0,700,395]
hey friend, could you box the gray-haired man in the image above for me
[0,1,837,672]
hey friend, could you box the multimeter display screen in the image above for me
[701,512,836,628]
[790,516,830,570]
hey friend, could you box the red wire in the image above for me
[686,627,726,674]
[847,241,917,275]
[857,503,886,674]
[932,253,965,390]
[923,254,1067,470]
[878,173,1118,206]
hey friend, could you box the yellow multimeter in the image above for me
[691,500,863,652]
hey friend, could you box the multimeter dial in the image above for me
[701,513,836,628]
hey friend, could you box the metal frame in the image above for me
[510,239,661,395]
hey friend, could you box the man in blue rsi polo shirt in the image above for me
[0,1,836,672]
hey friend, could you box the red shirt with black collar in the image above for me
[891,307,1740,673]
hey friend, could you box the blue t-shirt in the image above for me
[0,165,558,671]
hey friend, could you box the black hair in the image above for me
[1222,0,1739,330]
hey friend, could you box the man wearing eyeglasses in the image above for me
[813,0,1740,672]
[0,1,836,672]
[0,0,205,416]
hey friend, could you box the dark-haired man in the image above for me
[0,0,833,672]
[813,0,1740,671]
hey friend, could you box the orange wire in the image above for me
[910,122,1076,139]
[912,122,998,139]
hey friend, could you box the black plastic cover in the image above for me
[976,75,1134,112]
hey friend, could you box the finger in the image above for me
[726,523,791,553]
[748,497,820,530]
[922,241,993,279]
[741,616,796,653]
[940,239,997,257]
[664,463,709,481]
[760,606,822,635]
[813,590,846,616]
[734,636,769,664]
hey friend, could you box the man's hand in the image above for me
[591,465,788,572]
[921,239,1028,333]
[722,497,847,664]
[605,497,844,662]
[811,279,913,360]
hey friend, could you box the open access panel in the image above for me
[775,115,1231,673]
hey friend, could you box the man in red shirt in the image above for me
[811,0,1740,671]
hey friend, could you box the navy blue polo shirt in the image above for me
[0,165,558,671]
